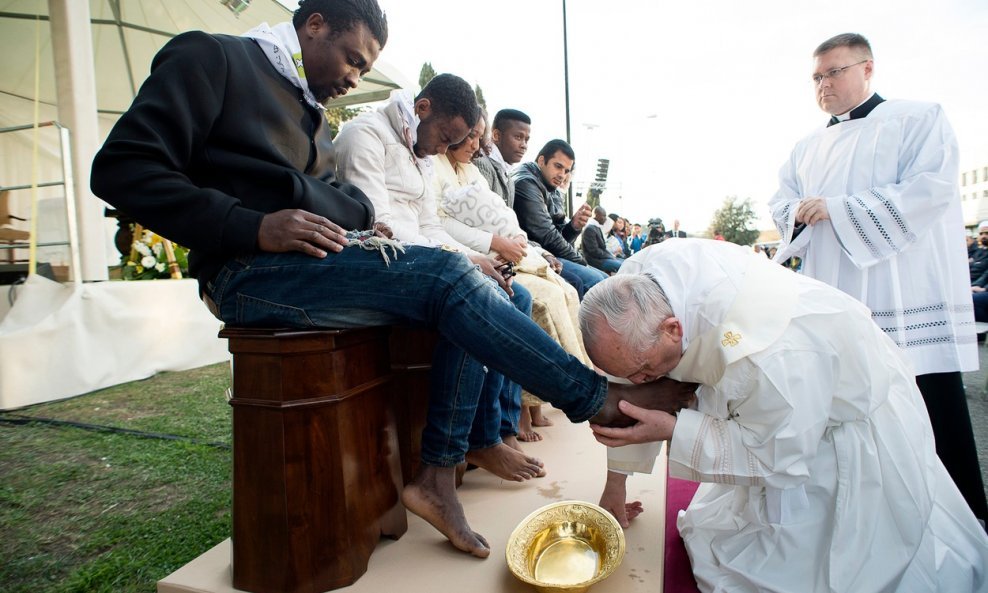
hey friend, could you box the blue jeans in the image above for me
[467,282,530,450]
[560,258,608,294]
[974,290,988,322]
[205,246,605,466]
[592,258,623,275]
[500,286,530,437]
[558,264,586,299]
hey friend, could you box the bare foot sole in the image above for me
[402,468,490,558]
[465,443,545,480]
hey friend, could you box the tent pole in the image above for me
[48,0,108,281]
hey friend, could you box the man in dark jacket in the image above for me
[582,206,623,274]
[90,0,697,560]
[513,139,607,292]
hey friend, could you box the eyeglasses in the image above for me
[811,60,869,85]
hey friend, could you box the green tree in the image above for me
[418,62,437,90]
[474,84,487,110]
[708,196,760,245]
[324,106,364,137]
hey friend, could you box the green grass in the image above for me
[0,363,232,593]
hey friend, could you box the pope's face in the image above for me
[813,46,872,116]
[588,318,684,384]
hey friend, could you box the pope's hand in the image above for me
[591,400,677,447]
[258,209,347,257]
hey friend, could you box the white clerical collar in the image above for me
[834,92,876,122]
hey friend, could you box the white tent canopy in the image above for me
[0,0,404,410]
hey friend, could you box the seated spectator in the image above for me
[629,223,644,253]
[606,214,632,259]
[474,108,530,207]
[474,108,576,296]
[582,206,623,274]
[334,75,547,490]
[433,110,591,441]
[513,139,608,295]
[969,221,988,325]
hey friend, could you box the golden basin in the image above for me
[505,501,626,593]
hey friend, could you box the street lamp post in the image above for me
[562,0,573,214]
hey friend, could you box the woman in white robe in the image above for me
[584,239,988,593]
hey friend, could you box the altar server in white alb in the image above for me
[768,32,987,524]
[583,239,988,593]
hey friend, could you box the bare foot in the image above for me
[518,406,542,442]
[402,466,491,558]
[502,434,524,452]
[589,378,698,427]
[530,405,554,427]
[465,443,545,480]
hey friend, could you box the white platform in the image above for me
[0,275,229,410]
[158,407,669,593]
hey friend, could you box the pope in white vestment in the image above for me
[583,240,988,593]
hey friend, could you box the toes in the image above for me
[475,531,490,549]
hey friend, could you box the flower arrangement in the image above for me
[121,228,189,280]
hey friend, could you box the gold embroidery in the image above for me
[721,331,741,347]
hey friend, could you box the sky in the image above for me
[278,0,988,234]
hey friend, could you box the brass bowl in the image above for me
[505,501,626,593]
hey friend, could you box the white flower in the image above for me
[134,242,152,257]
[152,243,163,257]
[155,263,166,273]
[141,255,157,268]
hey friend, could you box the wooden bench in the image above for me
[221,326,435,593]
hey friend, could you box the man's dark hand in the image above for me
[543,252,563,273]
[258,209,348,257]
[589,377,698,428]
[469,254,514,297]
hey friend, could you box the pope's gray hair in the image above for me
[579,274,674,357]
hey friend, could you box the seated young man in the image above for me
[582,206,624,274]
[513,139,608,295]
[334,74,546,480]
